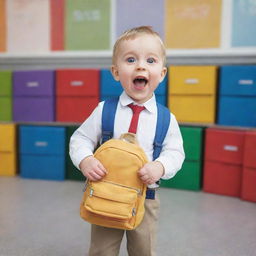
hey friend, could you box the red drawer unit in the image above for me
[56,69,99,122]
[241,131,256,202]
[203,128,245,197]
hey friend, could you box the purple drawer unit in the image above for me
[115,0,165,39]
[13,70,55,122]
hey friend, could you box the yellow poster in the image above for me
[0,0,6,52]
[165,0,222,49]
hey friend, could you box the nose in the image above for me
[136,60,146,71]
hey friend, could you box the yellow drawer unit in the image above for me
[168,66,217,123]
[0,124,17,176]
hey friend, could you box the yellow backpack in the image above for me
[80,133,148,230]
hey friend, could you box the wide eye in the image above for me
[127,57,135,63]
[147,57,156,64]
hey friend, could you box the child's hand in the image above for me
[138,161,164,185]
[79,156,107,181]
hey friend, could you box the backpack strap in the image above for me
[152,103,171,160]
[101,97,119,144]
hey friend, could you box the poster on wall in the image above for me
[7,0,50,53]
[232,0,256,47]
[65,0,111,50]
[165,0,222,49]
[0,0,6,52]
[115,0,164,40]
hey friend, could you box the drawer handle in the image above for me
[27,81,39,87]
[238,79,253,85]
[185,78,199,84]
[35,141,48,147]
[70,81,84,86]
[223,145,238,151]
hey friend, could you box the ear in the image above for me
[159,67,167,83]
[111,65,120,81]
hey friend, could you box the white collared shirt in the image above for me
[69,92,185,185]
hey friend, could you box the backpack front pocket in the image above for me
[84,180,139,220]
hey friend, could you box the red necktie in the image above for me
[128,104,145,134]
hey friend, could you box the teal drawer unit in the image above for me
[0,70,12,121]
[161,126,204,190]
[66,125,85,181]
[19,125,66,180]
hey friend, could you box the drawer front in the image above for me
[56,96,98,122]
[168,95,216,123]
[161,161,201,191]
[203,161,242,197]
[243,132,256,168]
[13,97,55,122]
[218,96,256,127]
[100,69,123,97]
[0,71,12,96]
[169,66,217,95]
[0,152,16,176]
[220,66,256,96]
[0,124,16,152]
[0,97,12,121]
[20,126,65,155]
[56,69,99,96]
[13,70,55,96]
[204,128,245,164]
[241,168,256,202]
[20,155,65,180]
[180,126,203,161]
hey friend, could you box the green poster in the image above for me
[65,0,111,50]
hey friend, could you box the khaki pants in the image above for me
[88,195,160,256]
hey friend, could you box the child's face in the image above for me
[111,34,167,104]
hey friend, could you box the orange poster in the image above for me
[0,0,6,52]
[165,0,222,49]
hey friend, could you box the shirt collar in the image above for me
[119,91,157,113]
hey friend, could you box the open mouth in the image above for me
[133,77,148,89]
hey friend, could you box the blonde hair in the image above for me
[112,26,166,66]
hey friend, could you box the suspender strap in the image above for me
[152,103,171,160]
[101,97,119,144]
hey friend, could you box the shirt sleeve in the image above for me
[155,113,185,180]
[69,102,103,170]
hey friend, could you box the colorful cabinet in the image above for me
[0,71,12,121]
[168,66,217,123]
[19,126,66,180]
[13,70,55,122]
[0,124,17,176]
[100,69,167,105]
[203,128,245,197]
[161,126,203,190]
[241,131,256,202]
[65,125,85,181]
[218,66,256,127]
[56,69,99,122]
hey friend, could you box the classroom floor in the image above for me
[0,177,255,256]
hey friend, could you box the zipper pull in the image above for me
[132,208,136,216]
[89,188,94,197]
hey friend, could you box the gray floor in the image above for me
[0,177,255,256]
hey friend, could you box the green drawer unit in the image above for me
[0,71,12,121]
[66,125,85,181]
[161,126,204,190]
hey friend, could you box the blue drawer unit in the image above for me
[19,126,66,180]
[218,66,256,127]
[100,69,167,105]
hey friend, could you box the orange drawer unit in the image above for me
[168,66,217,123]
[241,131,256,202]
[56,69,99,122]
[203,128,245,197]
[0,124,17,176]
